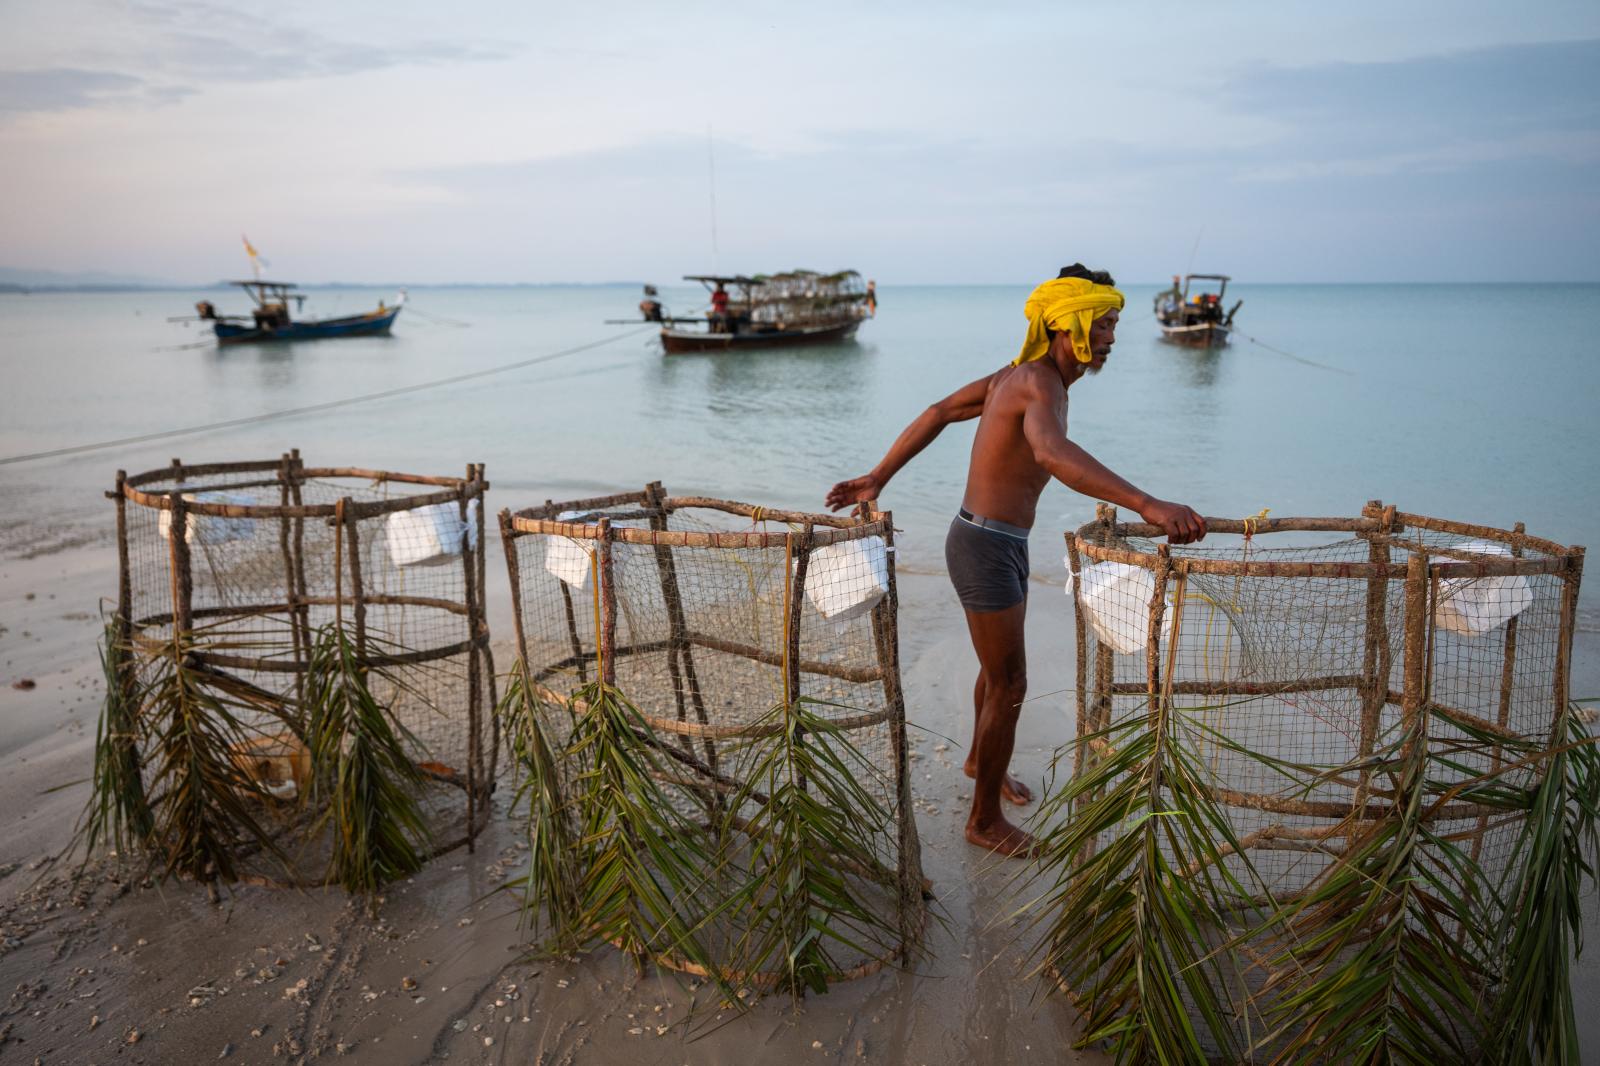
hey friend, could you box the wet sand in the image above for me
[1,532,1595,1064]
[0,536,1111,1065]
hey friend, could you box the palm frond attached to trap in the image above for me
[497,486,925,997]
[303,622,433,895]
[80,455,495,893]
[1019,503,1594,1064]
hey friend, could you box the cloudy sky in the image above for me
[1,1,1596,284]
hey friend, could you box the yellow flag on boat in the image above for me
[1013,277,1124,366]
[241,235,269,268]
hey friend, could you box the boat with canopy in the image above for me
[1153,273,1242,348]
[654,270,869,354]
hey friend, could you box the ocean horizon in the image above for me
[7,276,1600,292]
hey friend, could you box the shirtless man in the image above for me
[826,264,1206,856]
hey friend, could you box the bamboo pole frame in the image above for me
[1069,502,1585,844]
[106,455,494,887]
[1065,535,1089,775]
[1053,503,1588,1058]
[1552,547,1585,742]
[499,485,925,986]
[868,506,927,956]
[506,494,899,700]
[472,465,499,788]
[644,481,719,782]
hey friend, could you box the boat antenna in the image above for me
[706,124,720,274]
[1185,225,1205,276]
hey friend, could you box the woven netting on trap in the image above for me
[1026,502,1592,1064]
[499,485,926,996]
[745,270,869,330]
[88,455,495,893]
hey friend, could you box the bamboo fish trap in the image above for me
[1031,501,1591,1063]
[497,484,925,996]
[88,453,495,893]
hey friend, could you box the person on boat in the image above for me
[825,263,1206,857]
[709,281,731,333]
[865,279,878,318]
[1155,274,1182,318]
[639,284,664,322]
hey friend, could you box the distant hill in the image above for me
[0,268,655,291]
[0,266,188,290]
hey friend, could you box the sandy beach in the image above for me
[4,499,1600,1064]
[0,524,1146,1065]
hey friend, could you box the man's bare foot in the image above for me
[965,816,1036,858]
[963,760,1034,806]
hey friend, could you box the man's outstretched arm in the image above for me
[1020,389,1207,543]
[825,373,994,510]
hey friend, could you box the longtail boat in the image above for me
[195,280,404,345]
[1153,273,1242,348]
[656,271,868,354]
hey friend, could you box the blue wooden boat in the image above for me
[196,280,404,344]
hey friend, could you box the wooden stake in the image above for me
[1472,523,1524,863]
[1145,544,1172,708]
[598,517,617,686]
[1354,501,1393,838]
[782,525,813,706]
[1400,552,1430,763]
[113,470,134,653]
[111,471,144,772]
[645,482,710,769]
[278,454,306,707]
[168,493,194,636]
[459,481,482,848]
[500,508,532,674]
[1551,546,1585,744]
[1065,535,1090,774]
[472,464,498,782]
[781,523,815,804]
[341,498,367,657]
[287,451,311,683]
[874,509,926,959]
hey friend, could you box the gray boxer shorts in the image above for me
[945,509,1030,613]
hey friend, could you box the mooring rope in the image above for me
[1139,307,1351,376]
[0,325,656,467]
[1234,331,1353,376]
[404,306,473,329]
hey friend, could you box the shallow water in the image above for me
[3,281,1595,583]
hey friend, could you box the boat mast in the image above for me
[706,125,719,275]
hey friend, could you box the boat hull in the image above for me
[214,306,402,345]
[1158,322,1231,348]
[660,319,860,354]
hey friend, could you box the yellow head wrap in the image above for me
[1012,276,1126,367]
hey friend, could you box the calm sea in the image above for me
[2,282,1597,591]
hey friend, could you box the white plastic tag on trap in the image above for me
[1433,541,1532,637]
[1065,557,1173,655]
[386,498,479,568]
[545,511,598,589]
[805,536,889,621]
[158,491,254,545]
